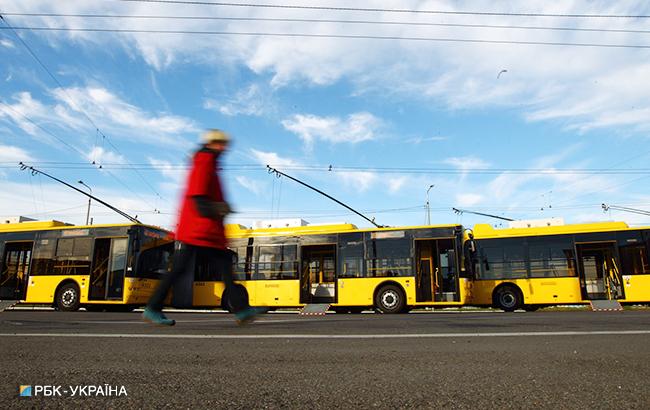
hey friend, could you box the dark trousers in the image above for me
[147,243,244,312]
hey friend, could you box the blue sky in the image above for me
[1,0,649,231]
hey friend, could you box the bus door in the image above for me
[89,237,128,300]
[576,242,624,300]
[0,242,33,300]
[300,245,336,304]
[415,238,458,302]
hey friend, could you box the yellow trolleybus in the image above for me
[191,223,471,313]
[0,220,173,311]
[467,221,650,311]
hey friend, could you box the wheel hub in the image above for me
[381,291,398,308]
[62,289,76,307]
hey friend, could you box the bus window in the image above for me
[478,239,526,279]
[135,238,174,279]
[366,237,413,278]
[254,245,298,280]
[232,246,253,280]
[339,237,364,278]
[31,238,56,275]
[618,233,650,275]
[53,237,92,276]
[528,237,576,278]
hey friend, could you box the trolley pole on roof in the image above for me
[426,184,434,225]
[266,165,383,228]
[452,207,514,222]
[19,162,141,224]
[602,204,650,217]
[78,180,92,225]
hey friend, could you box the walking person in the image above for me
[143,129,263,325]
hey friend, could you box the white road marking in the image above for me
[1,330,649,339]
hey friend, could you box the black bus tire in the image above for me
[374,284,405,314]
[55,282,81,312]
[494,285,522,312]
[222,284,249,313]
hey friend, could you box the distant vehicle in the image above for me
[466,221,650,311]
[0,220,173,311]
[190,222,471,313]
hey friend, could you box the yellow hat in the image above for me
[202,129,231,144]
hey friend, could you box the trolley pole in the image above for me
[426,184,434,225]
[78,180,92,225]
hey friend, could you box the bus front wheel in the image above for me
[374,285,405,314]
[494,286,522,312]
[55,282,81,312]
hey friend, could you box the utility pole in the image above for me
[78,180,92,225]
[425,184,434,225]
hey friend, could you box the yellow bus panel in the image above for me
[621,275,650,302]
[471,277,583,306]
[248,280,301,307]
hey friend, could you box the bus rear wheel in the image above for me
[222,284,249,313]
[374,285,405,314]
[56,282,81,312]
[494,286,522,312]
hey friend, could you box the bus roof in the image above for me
[0,220,170,234]
[472,221,636,238]
[225,222,462,238]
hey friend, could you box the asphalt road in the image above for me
[1,309,650,409]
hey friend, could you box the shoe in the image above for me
[142,307,176,326]
[235,307,268,325]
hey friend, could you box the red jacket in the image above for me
[175,147,228,249]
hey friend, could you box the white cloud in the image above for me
[204,84,274,117]
[5,1,650,136]
[405,136,447,144]
[0,144,33,177]
[282,112,382,147]
[387,177,407,194]
[50,86,199,145]
[456,193,483,207]
[148,157,185,184]
[236,176,264,195]
[336,171,378,192]
[250,149,302,169]
[444,156,491,171]
[0,39,15,48]
[0,144,32,163]
[87,147,125,165]
[0,88,197,150]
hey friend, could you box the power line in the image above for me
[2,161,650,175]
[3,25,650,49]
[4,12,650,35]
[19,162,141,223]
[0,13,166,206]
[112,0,650,19]
[0,102,88,158]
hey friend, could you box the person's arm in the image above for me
[193,196,231,219]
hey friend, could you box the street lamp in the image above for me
[425,184,435,225]
[78,180,92,225]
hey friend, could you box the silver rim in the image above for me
[381,290,399,310]
[500,292,516,309]
[61,288,77,307]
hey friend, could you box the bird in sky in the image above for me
[497,69,508,79]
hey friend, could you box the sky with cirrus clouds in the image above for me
[1,0,649,231]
